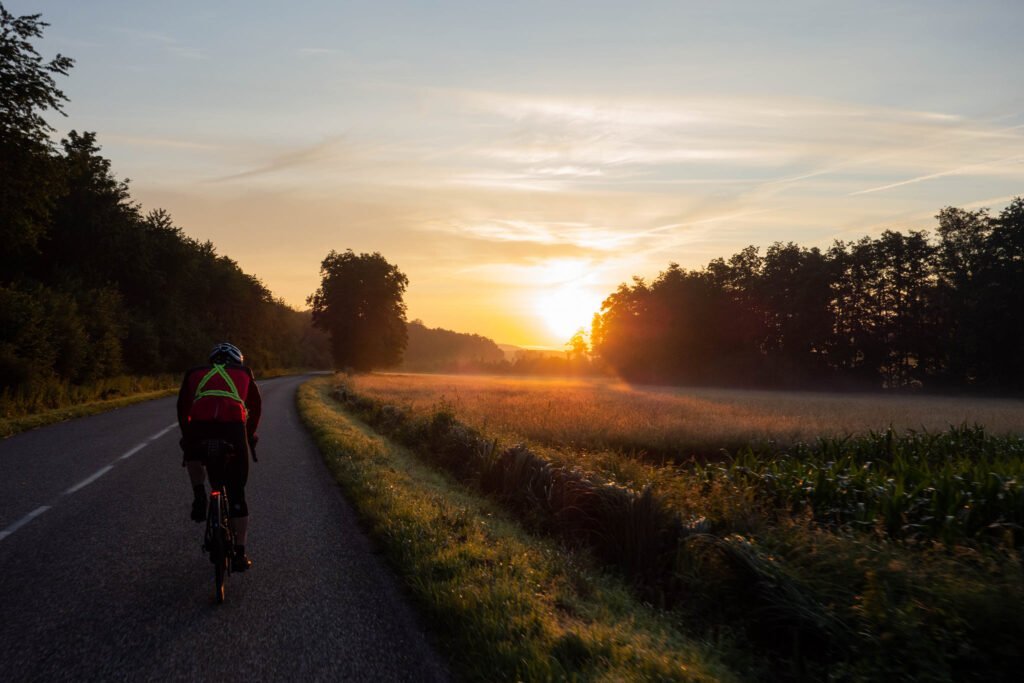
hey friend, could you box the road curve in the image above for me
[0,374,449,681]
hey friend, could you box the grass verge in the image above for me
[297,377,737,682]
[0,388,178,438]
[330,376,1024,681]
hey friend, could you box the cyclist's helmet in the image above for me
[209,342,244,365]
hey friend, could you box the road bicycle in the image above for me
[200,439,236,604]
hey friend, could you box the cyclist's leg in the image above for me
[226,451,249,542]
[186,460,206,486]
[225,423,252,570]
[183,422,212,521]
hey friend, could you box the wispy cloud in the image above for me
[415,89,1024,207]
[297,47,343,57]
[112,27,205,60]
[103,134,222,151]
[448,219,653,251]
[530,166,605,177]
[455,256,614,288]
[206,137,350,183]
[144,87,1024,333]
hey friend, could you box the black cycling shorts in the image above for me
[183,421,250,517]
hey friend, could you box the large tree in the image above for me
[0,3,73,276]
[307,250,409,371]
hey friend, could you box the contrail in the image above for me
[848,155,1023,196]
[760,117,1024,196]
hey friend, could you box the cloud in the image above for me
[206,137,350,183]
[112,27,205,61]
[456,257,598,287]
[138,85,1024,337]
[297,47,343,57]
[444,219,654,252]
[102,134,222,151]
[403,89,1024,209]
[530,166,605,177]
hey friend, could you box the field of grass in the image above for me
[325,372,1024,680]
[354,373,1024,457]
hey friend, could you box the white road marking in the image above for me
[65,465,114,494]
[0,506,52,542]
[1,423,179,543]
[119,443,148,460]
[148,423,177,441]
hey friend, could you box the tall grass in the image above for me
[299,378,735,682]
[333,375,1024,680]
[355,373,1024,458]
[0,374,179,437]
[332,383,864,674]
[0,374,179,419]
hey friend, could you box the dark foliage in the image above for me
[0,4,72,273]
[399,325,601,376]
[400,320,505,372]
[0,5,330,394]
[592,205,1024,392]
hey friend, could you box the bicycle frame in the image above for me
[200,441,236,603]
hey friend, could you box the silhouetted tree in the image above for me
[933,207,991,385]
[592,278,656,381]
[758,243,834,384]
[593,201,1024,392]
[871,230,935,387]
[0,3,73,277]
[566,329,589,362]
[307,250,409,371]
[985,199,1024,389]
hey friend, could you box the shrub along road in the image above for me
[0,374,448,681]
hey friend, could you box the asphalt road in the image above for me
[0,374,450,681]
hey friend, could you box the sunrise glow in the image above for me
[19,0,1024,348]
[536,286,604,343]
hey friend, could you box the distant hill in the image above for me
[401,324,600,377]
[401,321,506,372]
[497,344,564,362]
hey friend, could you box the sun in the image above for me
[535,285,604,343]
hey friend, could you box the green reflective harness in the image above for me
[194,363,247,419]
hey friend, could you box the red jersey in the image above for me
[177,364,262,441]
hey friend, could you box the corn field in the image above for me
[702,427,1024,544]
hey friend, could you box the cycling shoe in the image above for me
[231,553,253,572]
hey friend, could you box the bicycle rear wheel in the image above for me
[214,538,227,603]
[210,491,230,603]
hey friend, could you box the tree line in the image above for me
[398,321,595,376]
[591,202,1024,392]
[1,6,329,395]
[400,320,505,372]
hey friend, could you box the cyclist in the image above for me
[177,342,262,572]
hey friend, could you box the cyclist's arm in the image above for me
[244,368,262,443]
[176,371,193,434]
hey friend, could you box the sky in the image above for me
[14,0,1024,347]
